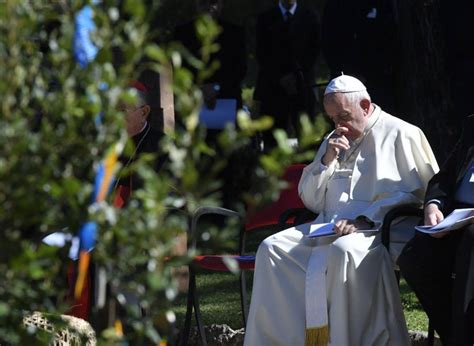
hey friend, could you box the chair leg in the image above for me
[239,229,250,327]
[180,268,195,346]
[240,270,249,326]
[427,319,434,346]
[191,272,207,346]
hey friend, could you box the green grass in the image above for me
[172,271,429,332]
[172,223,429,333]
[400,278,429,331]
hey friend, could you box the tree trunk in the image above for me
[397,0,453,164]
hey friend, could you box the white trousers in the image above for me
[244,224,410,346]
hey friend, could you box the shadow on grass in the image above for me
[172,273,428,333]
[172,221,429,333]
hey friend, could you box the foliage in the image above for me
[0,0,326,344]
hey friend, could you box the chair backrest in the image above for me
[244,164,307,231]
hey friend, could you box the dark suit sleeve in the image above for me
[425,115,474,211]
[424,145,460,212]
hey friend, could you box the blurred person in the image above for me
[113,80,166,208]
[254,0,321,149]
[173,0,247,109]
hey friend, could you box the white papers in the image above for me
[415,208,474,234]
[307,223,336,238]
[307,223,379,238]
[199,98,237,129]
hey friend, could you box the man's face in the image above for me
[119,101,149,137]
[323,93,370,140]
[125,107,146,137]
[197,0,223,19]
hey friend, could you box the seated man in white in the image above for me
[244,75,439,346]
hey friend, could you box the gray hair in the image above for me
[342,90,371,105]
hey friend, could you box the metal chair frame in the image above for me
[180,206,243,346]
[182,203,437,345]
[180,205,314,345]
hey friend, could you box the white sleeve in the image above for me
[298,139,337,213]
[357,126,439,226]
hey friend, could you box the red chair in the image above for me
[243,163,309,231]
[239,164,315,319]
[180,164,316,346]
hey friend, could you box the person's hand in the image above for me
[424,203,447,238]
[201,83,218,109]
[279,73,298,96]
[322,127,350,166]
[334,218,370,236]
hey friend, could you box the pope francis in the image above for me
[244,75,439,346]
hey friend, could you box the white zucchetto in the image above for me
[324,75,367,95]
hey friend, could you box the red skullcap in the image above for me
[131,80,148,94]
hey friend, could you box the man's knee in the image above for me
[330,234,357,256]
[397,234,425,277]
[328,233,376,263]
[257,236,275,258]
[256,231,288,259]
[398,232,453,281]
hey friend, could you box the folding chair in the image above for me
[239,164,315,319]
[381,205,435,346]
[182,169,437,345]
[180,206,246,346]
[180,164,315,346]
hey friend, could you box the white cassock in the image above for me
[244,105,439,346]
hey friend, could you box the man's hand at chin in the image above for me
[334,218,373,236]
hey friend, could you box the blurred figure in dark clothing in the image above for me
[255,0,321,148]
[173,0,247,109]
[322,0,400,115]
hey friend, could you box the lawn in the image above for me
[173,222,429,334]
[172,270,429,333]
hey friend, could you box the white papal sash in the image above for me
[305,244,330,346]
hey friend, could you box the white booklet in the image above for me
[307,223,336,238]
[415,208,474,234]
[306,223,378,238]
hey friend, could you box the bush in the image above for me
[0,1,326,344]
